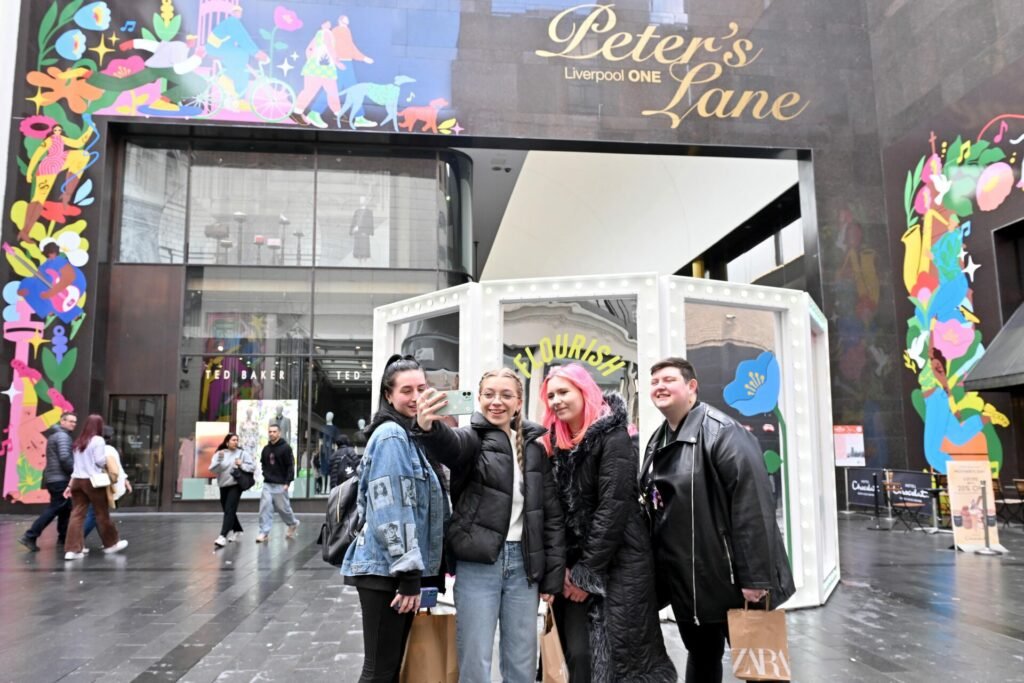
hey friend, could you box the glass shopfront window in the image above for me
[188,148,316,266]
[175,353,308,500]
[315,153,446,269]
[119,142,188,263]
[182,266,312,357]
[117,141,469,503]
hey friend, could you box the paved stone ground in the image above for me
[2,512,1023,682]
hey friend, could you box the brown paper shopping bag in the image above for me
[540,606,569,683]
[727,601,791,681]
[400,611,458,683]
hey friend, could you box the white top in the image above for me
[507,429,525,543]
[71,436,107,479]
[106,445,128,500]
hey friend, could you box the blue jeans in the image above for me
[83,505,97,538]
[258,483,297,534]
[454,542,539,683]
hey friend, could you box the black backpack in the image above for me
[319,477,363,566]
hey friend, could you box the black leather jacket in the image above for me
[640,401,795,624]
[413,413,566,595]
[43,426,74,487]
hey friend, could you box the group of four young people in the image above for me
[341,354,793,683]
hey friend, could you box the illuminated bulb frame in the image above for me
[374,274,836,610]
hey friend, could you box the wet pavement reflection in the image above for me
[2,514,1022,682]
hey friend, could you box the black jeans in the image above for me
[552,595,592,682]
[219,485,243,537]
[676,620,729,683]
[357,587,414,683]
[25,482,71,541]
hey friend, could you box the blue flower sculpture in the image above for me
[723,351,781,416]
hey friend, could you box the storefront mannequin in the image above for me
[351,196,374,260]
[354,417,368,453]
[271,404,292,445]
[319,411,339,493]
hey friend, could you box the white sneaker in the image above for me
[104,539,128,554]
[255,533,269,543]
[82,548,90,555]
[64,551,85,560]
[214,535,228,547]
[227,531,240,542]
[286,520,301,538]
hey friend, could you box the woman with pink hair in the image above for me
[541,363,675,683]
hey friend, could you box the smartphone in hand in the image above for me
[435,390,475,416]
[419,587,438,609]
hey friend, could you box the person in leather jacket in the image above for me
[641,357,794,683]
[542,363,676,683]
[414,368,565,683]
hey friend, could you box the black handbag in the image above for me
[231,467,255,491]
[318,476,363,566]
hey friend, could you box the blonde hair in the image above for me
[479,368,525,473]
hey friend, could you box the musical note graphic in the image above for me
[994,120,1008,143]
[957,140,971,163]
[406,92,415,103]
[119,20,136,32]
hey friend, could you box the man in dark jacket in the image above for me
[19,412,78,551]
[641,357,794,683]
[328,434,360,489]
[255,424,299,543]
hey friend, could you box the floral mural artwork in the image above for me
[723,351,790,555]
[899,125,1016,476]
[2,0,465,501]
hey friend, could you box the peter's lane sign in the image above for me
[536,4,809,128]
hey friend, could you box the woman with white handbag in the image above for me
[64,414,128,560]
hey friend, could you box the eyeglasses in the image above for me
[480,391,517,402]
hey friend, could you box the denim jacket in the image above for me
[342,421,448,580]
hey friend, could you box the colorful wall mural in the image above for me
[1,0,468,503]
[899,123,1017,475]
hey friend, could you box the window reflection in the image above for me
[182,266,312,356]
[188,149,315,265]
[120,143,188,263]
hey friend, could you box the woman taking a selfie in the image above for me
[209,432,256,547]
[542,363,675,682]
[342,355,450,683]
[414,369,565,683]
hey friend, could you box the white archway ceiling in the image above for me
[481,151,798,280]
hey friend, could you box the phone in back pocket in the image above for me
[436,390,475,416]
[419,587,438,609]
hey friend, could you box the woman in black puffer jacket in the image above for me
[542,363,676,683]
[414,368,565,683]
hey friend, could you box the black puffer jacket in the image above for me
[640,401,795,625]
[552,393,676,683]
[43,426,74,486]
[328,445,360,489]
[413,413,566,595]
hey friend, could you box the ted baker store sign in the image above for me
[536,4,809,127]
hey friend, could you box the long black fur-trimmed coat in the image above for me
[552,392,677,683]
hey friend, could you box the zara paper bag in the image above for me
[727,603,791,681]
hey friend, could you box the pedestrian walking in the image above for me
[542,363,676,682]
[641,357,794,683]
[64,414,127,560]
[18,412,77,551]
[255,424,299,543]
[341,355,450,683]
[209,432,255,547]
[83,426,132,543]
[413,368,565,683]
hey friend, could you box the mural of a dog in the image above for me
[398,98,449,134]
[338,76,416,131]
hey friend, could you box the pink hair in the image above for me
[540,363,609,454]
